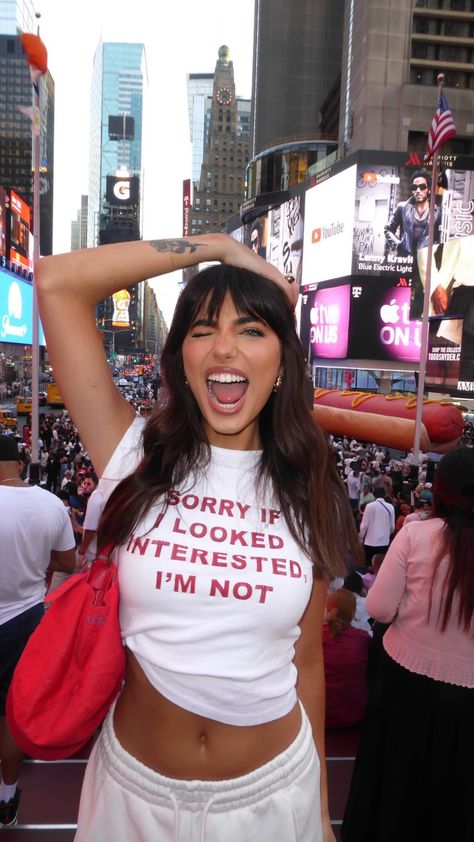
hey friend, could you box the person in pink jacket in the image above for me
[342,447,474,842]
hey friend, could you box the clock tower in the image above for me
[190,46,250,235]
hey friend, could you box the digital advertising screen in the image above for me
[425,316,462,394]
[8,190,31,273]
[348,277,422,364]
[267,194,305,285]
[300,276,422,365]
[112,289,131,328]
[244,214,269,260]
[300,283,351,360]
[417,233,474,319]
[350,160,474,320]
[302,164,357,284]
[425,307,474,397]
[106,175,140,206]
[0,267,45,346]
[0,187,6,261]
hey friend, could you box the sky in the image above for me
[36,0,256,324]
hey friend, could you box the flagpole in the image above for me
[29,14,43,472]
[411,73,445,468]
[31,64,40,467]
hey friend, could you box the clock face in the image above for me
[216,86,233,105]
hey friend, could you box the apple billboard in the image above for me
[348,278,422,363]
[300,283,351,360]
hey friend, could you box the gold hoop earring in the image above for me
[273,373,283,392]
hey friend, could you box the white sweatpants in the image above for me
[75,702,322,842]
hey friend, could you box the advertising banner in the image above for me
[267,194,305,285]
[425,316,462,394]
[300,276,422,365]
[0,267,45,346]
[302,165,357,284]
[349,277,422,363]
[417,232,474,320]
[244,214,269,259]
[182,179,191,238]
[112,289,131,328]
[350,161,474,320]
[8,190,31,273]
[300,283,351,360]
[0,187,6,261]
[106,175,139,206]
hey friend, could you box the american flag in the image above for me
[425,87,456,161]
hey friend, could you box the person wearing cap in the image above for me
[404,490,432,523]
[0,435,76,826]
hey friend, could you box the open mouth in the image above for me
[207,372,249,409]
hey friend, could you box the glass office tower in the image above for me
[88,40,146,248]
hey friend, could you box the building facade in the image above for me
[88,40,146,248]
[339,0,474,158]
[70,194,88,251]
[251,0,345,157]
[88,40,146,353]
[189,46,251,235]
[0,2,55,256]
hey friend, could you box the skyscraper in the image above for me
[251,0,345,157]
[189,46,251,235]
[70,195,88,251]
[339,0,474,158]
[88,40,146,248]
[88,40,146,353]
[0,0,55,254]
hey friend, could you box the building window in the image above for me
[412,42,428,59]
[413,18,429,33]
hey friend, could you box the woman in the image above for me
[342,447,474,842]
[323,589,370,728]
[36,234,358,842]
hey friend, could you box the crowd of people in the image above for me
[0,232,472,841]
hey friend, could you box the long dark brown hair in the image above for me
[98,265,358,578]
[430,447,474,633]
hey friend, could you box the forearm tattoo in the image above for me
[149,239,207,255]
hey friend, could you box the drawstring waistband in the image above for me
[98,700,317,831]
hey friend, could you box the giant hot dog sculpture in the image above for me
[313,389,464,452]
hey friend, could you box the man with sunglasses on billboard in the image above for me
[384,170,441,318]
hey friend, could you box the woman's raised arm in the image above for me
[36,234,292,473]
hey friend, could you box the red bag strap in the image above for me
[94,543,114,566]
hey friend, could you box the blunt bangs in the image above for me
[171,265,293,346]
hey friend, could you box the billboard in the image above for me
[267,194,305,285]
[426,316,462,394]
[349,277,422,363]
[302,165,357,284]
[0,267,45,346]
[300,284,352,360]
[300,276,422,365]
[182,179,191,238]
[112,289,131,328]
[8,190,31,273]
[418,232,474,317]
[244,214,269,260]
[105,175,139,206]
[0,187,6,261]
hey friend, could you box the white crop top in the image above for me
[102,417,314,726]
